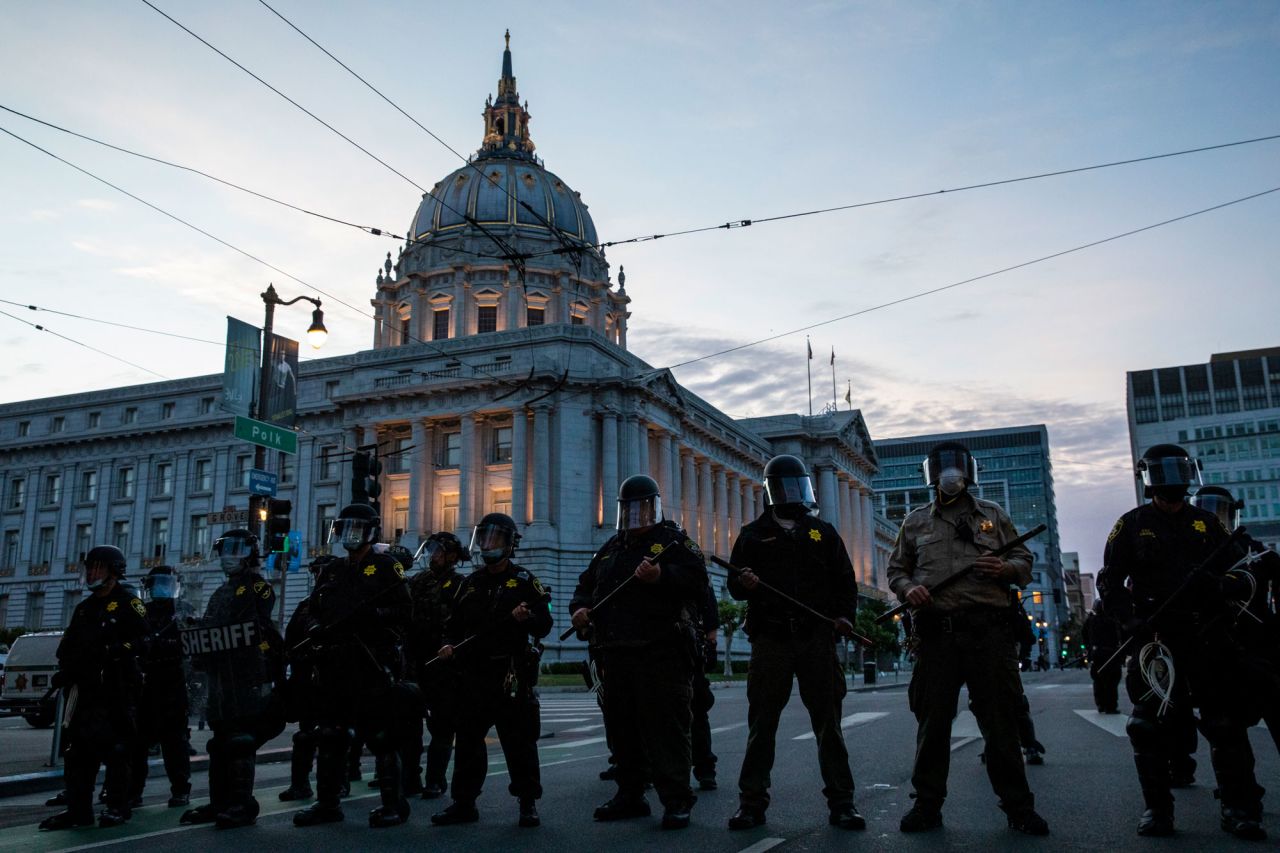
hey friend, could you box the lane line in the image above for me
[561,724,606,733]
[949,736,978,752]
[792,712,889,741]
[1073,709,1129,737]
[711,722,747,735]
[736,838,787,853]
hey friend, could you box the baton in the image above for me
[1097,525,1246,674]
[708,555,875,648]
[877,523,1048,625]
[288,572,409,655]
[558,539,684,641]
[426,588,553,667]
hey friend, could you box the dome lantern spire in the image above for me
[480,29,536,160]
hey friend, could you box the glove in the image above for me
[704,645,719,674]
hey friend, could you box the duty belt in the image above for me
[917,607,1010,636]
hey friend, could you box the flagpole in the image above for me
[831,348,837,410]
[806,336,813,416]
[846,379,853,411]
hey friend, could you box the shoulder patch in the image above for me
[392,561,405,578]
[442,579,452,589]
[683,538,703,556]
[131,598,146,617]
[1107,518,1124,543]
[978,518,995,534]
[531,576,546,595]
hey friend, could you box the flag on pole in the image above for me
[830,347,835,366]
[845,381,852,407]
[807,339,813,360]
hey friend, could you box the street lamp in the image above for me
[306,308,328,349]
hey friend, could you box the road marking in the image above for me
[950,710,982,739]
[711,722,747,734]
[736,838,786,853]
[793,711,889,740]
[540,717,592,723]
[1074,709,1129,737]
[543,735,608,749]
[562,723,606,733]
[950,736,978,752]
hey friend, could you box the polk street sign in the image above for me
[248,468,278,497]
[234,415,298,455]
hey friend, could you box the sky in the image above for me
[1,1,1278,576]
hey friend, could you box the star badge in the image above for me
[505,579,519,588]
[106,600,119,612]
[808,529,822,542]
[650,543,664,555]
[235,585,247,596]
[1192,520,1207,534]
[979,519,995,534]
[363,565,377,576]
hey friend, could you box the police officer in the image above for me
[571,475,707,830]
[294,503,413,829]
[180,530,285,829]
[1099,444,1263,839]
[727,454,864,832]
[129,565,193,808]
[887,441,1048,836]
[432,513,551,828]
[1083,599,1123,714]
[408,532,468,799]
[40,546,148,831]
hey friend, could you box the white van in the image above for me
[0,631,63,728]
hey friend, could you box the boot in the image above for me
[899,802,943,833]
[280,739,315,801]
[661,801,691,830]
[519,797,540,828]
[168,784,191,808]
[422,781,446,800]
[44,791,68,808]
[215,753,259,829]
[179,803,218,825]
[214,801,259,830]
[829,804,866,830]
[431,800,480,825]
[1221,807,1267,841]
[39,810,95,831]
[1137,808,1175,837]
[1007,808,1050,835]
[368,752,409,828]
[294,801,344,827]
[594,795,651,822]
[97,807,131,828]
[728,805,766,830]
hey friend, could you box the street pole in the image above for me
[253,284,278,547]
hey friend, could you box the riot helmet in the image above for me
[923,441,978,497]
[83,544,127,591]
[617,474,663,532]
[1192,485,1242,530]
[1137,444,1201,499]
[212,529,259,574]
[414,531,467,573]
[763,454,816,521]
[328,502,381,553]
[469,512,520,566]
[141,564,181,601]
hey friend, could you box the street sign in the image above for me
[248,469,278,497]
[207,509,250,524]
[233,415,298,455]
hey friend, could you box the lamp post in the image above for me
[251,282,326,551]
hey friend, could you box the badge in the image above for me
[106,600,119,613]
[1140,529,1156,538]
[258,641,271,652]
[532,578,545,595]
[1107,518,1124,542]
[979,519,995,534]
[235,585,247,596]
[505,579,519,588]
[131,598,146,617]
[808,529,822,542]
[363,565,377,576]
[1192,520,1207,534]
[684,538,703,556]
[443,580,452,589]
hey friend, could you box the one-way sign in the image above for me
[248,469,278,497]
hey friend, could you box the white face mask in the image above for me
[220,555,242,574]
[938,468,966,497]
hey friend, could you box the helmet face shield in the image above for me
[1139,456,1202,491]
[764,475,816,509]
[329,518,376,552]
[146,574,180,601]
[83,560,111,591]
[1192,492,1241,530]
[212,533,257,574]
[469,521,515,565]
[923,447,978,487]
[617,495,662,532]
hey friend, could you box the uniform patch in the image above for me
[363,565,377,576]
[253,581,270,599]
[258,641,271,652]
[106,600,119,613]
[531,577,546,595]
[131,598,146,617]
[393,561,405,578]
[650,543,664,555]
[979,519,995,534]
[684,538,703,556]
[808,529,822,542]
[505,579,519,588]
[1107,518,1124,542]
[1140,529,1156,538]
[1192,520,1207,534]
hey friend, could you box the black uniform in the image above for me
[1098,502,1262,825]
[408,563,463,794]
[727,511,857,814]
[1083,603,1124,714]
[186,570,285,825]
[304,551,413,822]
[691,582,719,787]
[280,594,321,800]
[445,562,551,808]
[52,585,149,823]
[129,596,191,803]
[571,521,707,812]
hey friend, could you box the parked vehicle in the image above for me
[0,631,63,728]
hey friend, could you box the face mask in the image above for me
[220,555,243,574]
[772,503,809,522]
[479,550,506,566]
[1152,485,1188,503]
[938,468,966,497]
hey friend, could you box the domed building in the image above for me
[0,34,894,656]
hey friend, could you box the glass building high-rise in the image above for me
[871,425,1067,659]
[1126,346,1280,550]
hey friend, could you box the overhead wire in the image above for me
[0,308,169,380]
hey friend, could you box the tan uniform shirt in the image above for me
[887,492,1033,613]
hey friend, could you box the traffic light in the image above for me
[266,498,292,554]
[350,449,382,511]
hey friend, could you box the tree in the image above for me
[854,599,901,670]
[718,599,745,677]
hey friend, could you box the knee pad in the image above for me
[225,733,257,760]
[1126,713,1161,750]
[366,729,394,756]
[317,725,348,747]
[293,728,316,748]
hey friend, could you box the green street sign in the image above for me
[234,415,298,455]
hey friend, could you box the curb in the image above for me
[0,747,294,799]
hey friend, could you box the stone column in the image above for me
[458,415,475,535]
[698,458,714,552]
[53,464,76,566]
[407,420,429,544]
[664,432,680,521]
[714,468,729,555]
[532,405,551,524]
[726,472,739,550]
[847,483,864,584]
[739,478,752,528]
[637,422,650,479]
[511,409,528,525]
[601,412,619,526]
[816,464,838,529]
[171,452,189,558]
[655,431,673,511]
[454,280,470,338]
[862,491,876,585]
[681,450,697,535]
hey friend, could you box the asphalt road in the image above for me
[0,669,1277,852]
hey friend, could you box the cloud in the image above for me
[24,208,58,222]
[76,198,118,212]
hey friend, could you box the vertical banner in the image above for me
[221,317,260,416]
[262,333,299,427]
